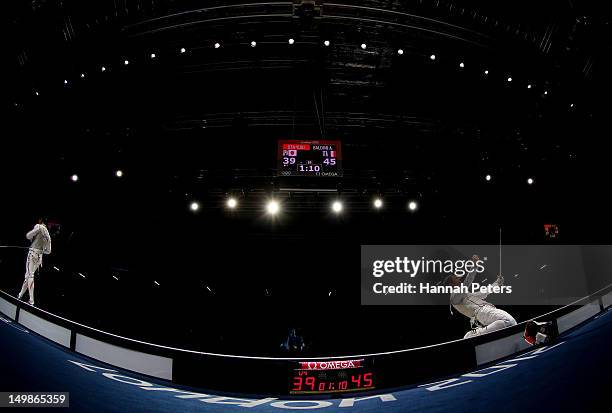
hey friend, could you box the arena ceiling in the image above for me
[1,0,611,331]
[3,0,610,239]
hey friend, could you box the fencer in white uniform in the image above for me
[449,255,516,338]
[17,219,52,306]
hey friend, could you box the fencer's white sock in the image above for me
[18,280,28,299]
[28,287,34,305]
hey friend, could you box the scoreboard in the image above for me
[277,140,343,177]
[289,359,375,395]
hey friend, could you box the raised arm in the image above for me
[26,224,40,241]
[469,274,504,299]
[461,254,481,285]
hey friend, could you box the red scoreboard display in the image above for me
[290,359,375,395]
[277,140,343,177]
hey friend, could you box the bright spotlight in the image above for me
[34,91,40,96]
[507,77,513,82]
[527,178,534,185]
[484,69,489,75]
[266,200,280,215]
[485,174,492,181]
[544,90,548,95]
[227,197,238,209]
[64,79,68,85]
[373,198,383,209]
[250,41,257,47]
[332,201,343,213]
[101,66,106,72]
[214,42,221,49]
[180,47,186,53]
[115,170,123,178]
[408,200,418,212]
[459,62,465,68]
[150,53,156,58]
[429,54,436,60]
[323,40,330,47]
[70,174,79,182]
[360,43,367,50]
[288,38,295,45]
[190,201,200,211]
[80,73,85,78]
[397,48,404,55]
[124,60,129,65]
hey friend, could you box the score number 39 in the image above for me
[291,373,373,392]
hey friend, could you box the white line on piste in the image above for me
[3,283,608,361]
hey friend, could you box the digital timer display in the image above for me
[277,140,343,177]
[290,359,375,394]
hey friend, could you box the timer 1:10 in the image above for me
[291,373,374,392]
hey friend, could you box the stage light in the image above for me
[288,38,295,45]
[332,201,343,213]
[507,77,513,82]
[324,40,330,46]
[180,47,186,53]
[80,73,85,78]
[485,174,492,181]
[190,201,200,211]
[71,174,79,182]
[459,62,465,68]
[527,84,532,89]
[484,69,489,75]
[101,66,106,72]
[360,43,367,50]
[227,197,238,209]
[154,280,160,286]
[112,275,119,281]
[266,200,280,215]
[527,178,534,185]
[251,41,257,47]
[34,91,39,96]
[64,80,68,85]
[544,90,548,95]
[115,170,123,178]
[124,60,129,65]
[430,54,436,60]
[570,103,574,108]
[373,198,383,209]
[408,200,418,212]
[150,53,156,58]
[397,49,404,55]
[214,42,221,49]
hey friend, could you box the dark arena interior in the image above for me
[1,1,612,412]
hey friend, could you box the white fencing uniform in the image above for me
[450,270,516,339]
[18,224,52,305]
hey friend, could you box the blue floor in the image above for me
[1,309,611,412]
